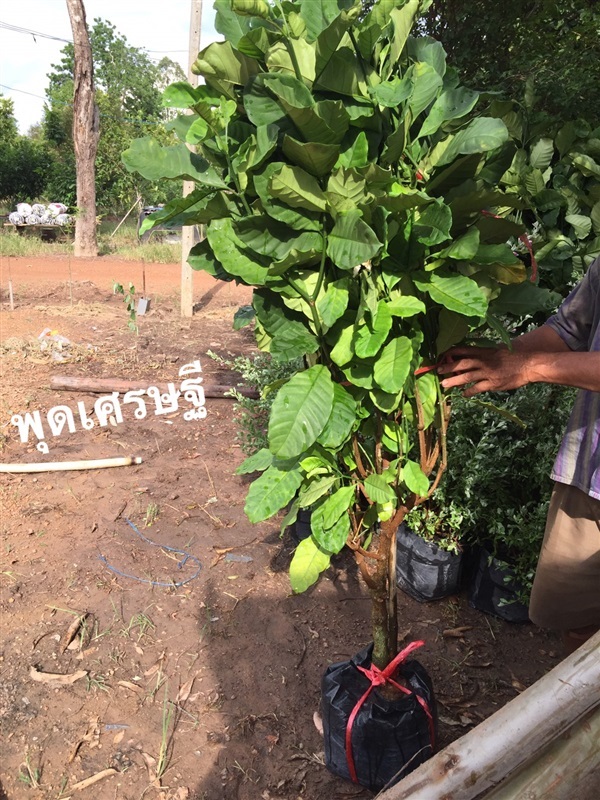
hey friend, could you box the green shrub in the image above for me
[207,351,302,455]
[438,383,576,598]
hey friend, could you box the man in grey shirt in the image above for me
[439,257,600,654]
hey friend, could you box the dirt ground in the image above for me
[0,255,561,800]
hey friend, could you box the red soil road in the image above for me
[1,254,222,295]
[0,255,252,342]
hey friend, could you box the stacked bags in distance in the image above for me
[8,202,71,226]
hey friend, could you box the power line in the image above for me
[0,20,188,54]
[0,82,165,126]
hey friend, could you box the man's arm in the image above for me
[438,326,600,396]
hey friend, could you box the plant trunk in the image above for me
[66,0,99,258]
[370,521,398,669]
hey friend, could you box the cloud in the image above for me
[0,0,219,133]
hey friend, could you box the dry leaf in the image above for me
[511,678,527,693]
[70,768,117,792]
[443,626,473,638]
[134,645,144,656]
[113,730,125,745]
[30,666,87,686]
[117,680,142,692]
[61,612,90,653]
[141,752,161,789]
[176,676,196,704]
[313,712,323,736]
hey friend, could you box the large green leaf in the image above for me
[369,74,414,107]
[414,199,452,245]
[418,87,479,139]
[236,448,273,475]
[268,365,335,459]
[408,62,443,118]
[298,475,337,508]
[387,295,426,317]
[234,215,323,262]
[529,137,555,170]
[364,474,395,504]
[282,136,340,177]
[253,291,318,360]
[388,1,420,71]
[314,485,355,531]
[192,40,260,96]
[317,382,356,448]
[414,271,488,318]
[329,322,355,366]
[435,308,470,354]
[327,210,383,269]
[122,138,226,187]
[373,336,413,394]
[491,283,561,316]
[402,460,429,496]
[207,219,270,285]
[265,38,316,82]
[353,301,392,358]
[269,165,328,212]
[290,537,331,593]
[316,279,350,328]
[244,464,303,523]
[337,131,370,168]
[442,227,480,260]
[431,118,509,168]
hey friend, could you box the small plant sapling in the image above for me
[123,0,551,673]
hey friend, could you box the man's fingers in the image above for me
[438,358,488,375]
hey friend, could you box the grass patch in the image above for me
[0,217,182,263]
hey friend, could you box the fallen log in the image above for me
[380,629,600,800]
[485,705,600,800]
[50,375,259,398]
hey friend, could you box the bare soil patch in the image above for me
[0,257,560,800]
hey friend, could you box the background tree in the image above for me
[66,0,99,257]
[44,18,185,211]
[420,0,600,127]
[0,93,50,205]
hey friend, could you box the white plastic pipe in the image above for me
[0,456,142,474]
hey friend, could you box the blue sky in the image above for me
[0,0,220,133]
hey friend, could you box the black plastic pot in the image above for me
[396,523,463,603]
[468,546,530,623]
[322,643,436,792]
[291,507,312,543]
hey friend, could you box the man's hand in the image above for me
[438,347,533,396]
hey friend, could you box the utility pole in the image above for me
[181,0,203,317]
[66,0,99,257]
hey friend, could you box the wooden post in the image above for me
[181,0,203,317]
[66,0,99,258]
[379,630,600,799]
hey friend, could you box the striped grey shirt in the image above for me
[545,257,600,500]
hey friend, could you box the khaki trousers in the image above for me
[529,482,600,630]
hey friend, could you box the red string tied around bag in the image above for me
[345,640,435,784]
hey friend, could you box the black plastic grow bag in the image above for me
[322,641,437,792]
[396,523,463,602]
[468,546,530,623]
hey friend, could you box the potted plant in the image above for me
[440,385,576,620]
[123,0,550,789]
[396,498,465,602]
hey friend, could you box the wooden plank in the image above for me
[49,375,259,398]
[380,630,600,800]
[485,705,600,800]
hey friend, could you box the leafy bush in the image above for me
[437,383,576,597]
[208,350,302,454]
[124,0,551,668]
